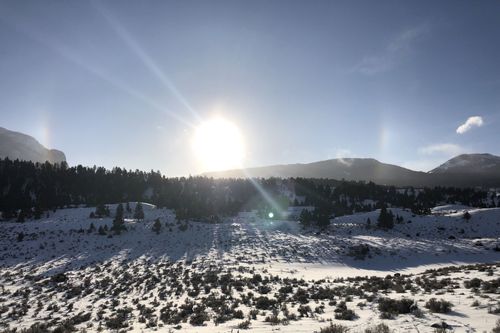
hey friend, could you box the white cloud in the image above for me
[355,23,430,75]
[335,149,354,159]
[456,116,484,134]
[418,143,463,156]
[335,149,355,166]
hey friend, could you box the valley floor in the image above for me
[0,204,499,332]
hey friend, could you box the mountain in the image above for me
[0,127,66,164]
[205,155,500,187]
[205,158,429,186]
[430,153,500,175]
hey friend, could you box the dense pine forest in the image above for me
[0,158,495,223]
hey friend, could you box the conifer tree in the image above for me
[299,209,312,227]
[152,218,161,234]
[111,204,126,234]
[98,226,106,235]
[316,211,330,229]
[377,205,394,230]
[33,206,42,220]
[16,210,26,223]
[134,202,144,220]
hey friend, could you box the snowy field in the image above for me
[0,203,499,332]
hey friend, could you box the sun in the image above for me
[192,117,245,172]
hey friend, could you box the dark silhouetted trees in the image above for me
[134,202,144,220]
[0,158,492,224]
[152,218,161,234]
[377,206,394,230]
[111,204,126,234]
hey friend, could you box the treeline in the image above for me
[293,178,493,218]
[0,158,495,222]
[0,158,260,220]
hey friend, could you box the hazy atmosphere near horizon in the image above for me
[1,0,500,175]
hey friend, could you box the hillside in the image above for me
[205,158,428,185]
[431,153,500,175]
[0,203,499,332]
[205,155,500,187]
[0,126,66,164]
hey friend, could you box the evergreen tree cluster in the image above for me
[0,158,259,221]
[0,158,494,223]
[298,208,330,229]
[292,178,493,218]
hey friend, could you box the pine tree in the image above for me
[16,210,26,223]
[299,209,312,227]
[116,203,124,219]
[126,202,132,213]
[152,218,161,234]
[377,206,394,230]
[33,206,43,220]
[316,211,330,229]
[463,211,471,221]
[98,225,106,235]
[95,203,110,217]
[111,204,126,234]
[366,217,371,229]
[134,202,144,220]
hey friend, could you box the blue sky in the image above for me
[0,0,499,176]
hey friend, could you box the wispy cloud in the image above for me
[335,148,355,166]
[456,116,484,134]
[410,143,465,171]
[354,23,430,75]
[418,143,464,156]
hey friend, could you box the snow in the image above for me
[0,204,499,332]
[431,204,473,214]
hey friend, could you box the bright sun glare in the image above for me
[192,118,245,172]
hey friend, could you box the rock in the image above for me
[431,322,452,329]
[0,126,66,164]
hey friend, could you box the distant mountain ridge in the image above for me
[430,153,500,175]
[205,154,500,188]
[0,127,66,164]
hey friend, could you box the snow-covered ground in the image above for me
[0,204,499,332]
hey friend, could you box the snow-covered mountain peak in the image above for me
[430,153,500,174]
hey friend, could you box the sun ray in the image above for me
[92,0,202,122]
[0,5,195,128]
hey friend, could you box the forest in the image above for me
[0,158,495,223]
